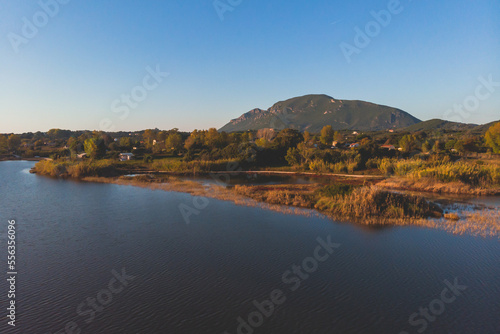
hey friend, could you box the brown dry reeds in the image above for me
[377,177,500,196]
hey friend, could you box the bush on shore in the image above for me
[32,159,120,178]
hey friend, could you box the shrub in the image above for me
[316,184,355,198]
[378,158,394,175]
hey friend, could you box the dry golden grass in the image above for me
[444,213,460,220]
[377,177,500,195]
[438,209,500,238]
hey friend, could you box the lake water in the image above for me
[0,161,499,334]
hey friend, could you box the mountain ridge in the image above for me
[219,94,421,133]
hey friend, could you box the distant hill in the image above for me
[472,120,500,133]
[219,94,421,133]
[400,119,478,132]
[400,119,500,134]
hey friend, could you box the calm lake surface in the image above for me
[0,161,499,334]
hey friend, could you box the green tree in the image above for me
[445,140,456,151]
[422,140,432,153]
[285,147,300,166]
[7,134,21,151]
[0,135,8,152]
[432,140,441,153]
[119,137,132,150]
[255,138,269,148]
[273,129,302,148]
[166,132,183,153]
[296,142,315,164]
[399,134,415,153]
[454,140,465,154]
[485,122,500,153]
[142,129,157,149]
[67,137,80,155]
[184,130,205,151]
[205,128,222,149]
[303,131,311,143]
[320,126,334,145]
[333,131,343,142]
[84,138,106,159]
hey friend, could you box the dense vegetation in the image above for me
[3,120,498,194]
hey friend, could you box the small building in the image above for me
[331,141,338,147]
[352,131,359,135]
[380,145,396,150]
[350,143,360,149]
[119,153,134,161]
[77,153,87,159]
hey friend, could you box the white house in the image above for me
[119,153,134,161]
[350,143,360,148]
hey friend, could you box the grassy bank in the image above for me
[376,159,500,195]
[32,158,242,178]
[32,159,124,178]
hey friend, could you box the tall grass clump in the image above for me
[315,186,442,220]
[412,162,500,187]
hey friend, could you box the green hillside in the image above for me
[400,119,477,132]
[219,94,421,133]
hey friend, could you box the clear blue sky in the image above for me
[1,0,499,133]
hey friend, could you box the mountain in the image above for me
[219,94,421,133]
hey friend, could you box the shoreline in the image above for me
[25,159,500,238]
[0,156,45,162]
[74,174,500,238]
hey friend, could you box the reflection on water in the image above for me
[0,161,499,334]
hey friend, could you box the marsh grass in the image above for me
[315,186,442,221]
[377,177,500,195]
[438,209,500,238]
